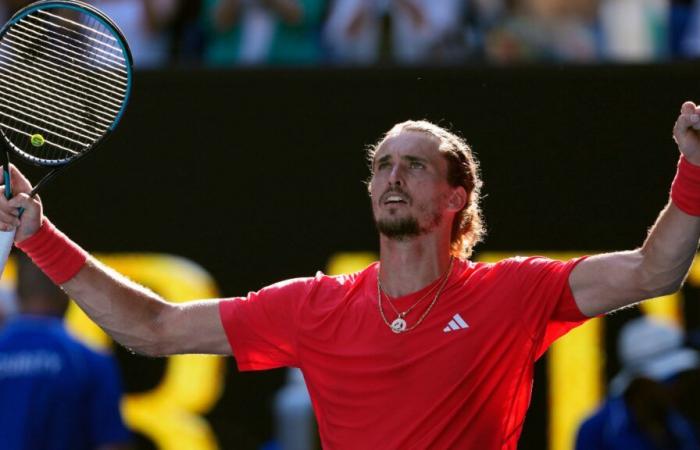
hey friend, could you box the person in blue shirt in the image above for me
[576,317,700,450]
[0,253,131,450]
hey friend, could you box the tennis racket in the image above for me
[0,0,133,276]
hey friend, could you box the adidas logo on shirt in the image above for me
[443,313,469,332]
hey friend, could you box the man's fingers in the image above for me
[681,101,697,115]
[8,192,34,210]
[0,164,33,195]
[8,164,33,193]
[0,209,20,228]
[675,113,700,134]
[0,191,21,231]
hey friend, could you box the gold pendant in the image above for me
[391,317,407,333]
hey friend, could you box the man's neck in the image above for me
[378,233,453,297]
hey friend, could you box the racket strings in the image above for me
[0,6,129,164]
[39,9,123,55]
[0,69,114,130]
[2,31,127,102]
[0,45,124,116]
[9,18,127,89]
[18,18,126,75]
[0,70,112,130]
[2,17,126,109]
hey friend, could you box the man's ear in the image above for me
[447,186,467,212]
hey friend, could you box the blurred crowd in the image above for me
[576,317,700,450]
[2,0,700,67]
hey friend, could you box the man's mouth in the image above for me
[381,191,410,205]
[385,195,406,205]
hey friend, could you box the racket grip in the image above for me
[0,228,15,277]
[3,166,11,199]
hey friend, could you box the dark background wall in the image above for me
[23,62,700,449]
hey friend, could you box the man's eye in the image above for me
[410,161,425,169]
[377,162,390,170]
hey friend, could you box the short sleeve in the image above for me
[511,256,590,358]
[87,351,131,446]
[219,277,316,371]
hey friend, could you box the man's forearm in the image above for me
[639,201,700,295]
[63,257,174,356]
[16,218,174,355]
[641,153,700,294]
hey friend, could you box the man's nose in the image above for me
[388,164,403,185]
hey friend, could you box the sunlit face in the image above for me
[369,130,455,241]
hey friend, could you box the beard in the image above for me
[374,210,442,241]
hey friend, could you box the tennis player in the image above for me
[3,101,700,449]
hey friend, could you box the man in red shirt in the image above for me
[4,101,700,449]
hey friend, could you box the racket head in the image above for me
[0,0,133,168]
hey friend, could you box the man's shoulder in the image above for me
[473,255,570,273]
[460,256,575,288]
[311,262,378,289]
[256,263,377,303]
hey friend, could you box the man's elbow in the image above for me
[115,304,182,358]
[637,270,685,299]
[636,246,695,299]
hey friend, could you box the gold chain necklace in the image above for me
[377,257,454,334]
[379,272,442,319]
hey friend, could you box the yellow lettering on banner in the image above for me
[688,254,700,286]
[639,293,682,325]
[326,252,377,275]
[547,317,603,450]
[64,254,225,450]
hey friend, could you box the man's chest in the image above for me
[297,286,530,386]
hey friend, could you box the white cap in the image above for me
[609,317,699,396]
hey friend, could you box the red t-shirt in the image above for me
[219,256,589,449]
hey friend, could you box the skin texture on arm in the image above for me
[570,101,700,317]
[0,168,232,357]
[63,259,230,356]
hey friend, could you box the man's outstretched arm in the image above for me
[0,167,231,357]
[571,101,700,317]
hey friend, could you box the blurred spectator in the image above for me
[323,0,467,64]
[485,0,600,63]
[202,0,325,66]
[2,0,32,23]
[273,368,316,450]
[1,0,181,67]
[463,0,507,58]
[673,0,700,58]
[0,285,16,327]
[0,254,131,450]
[91,0,180,68]
[598,0,669,61]
[168,0,206,64]
[669,0,693,57]
[576,317,700,450]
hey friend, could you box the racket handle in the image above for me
[0,165,14,276]
[0,229,15,277]
[3,166,10,199]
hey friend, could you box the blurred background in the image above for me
[1,0,700,449]
[2,0,700,68]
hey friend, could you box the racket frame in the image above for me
[0,0,133,197]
